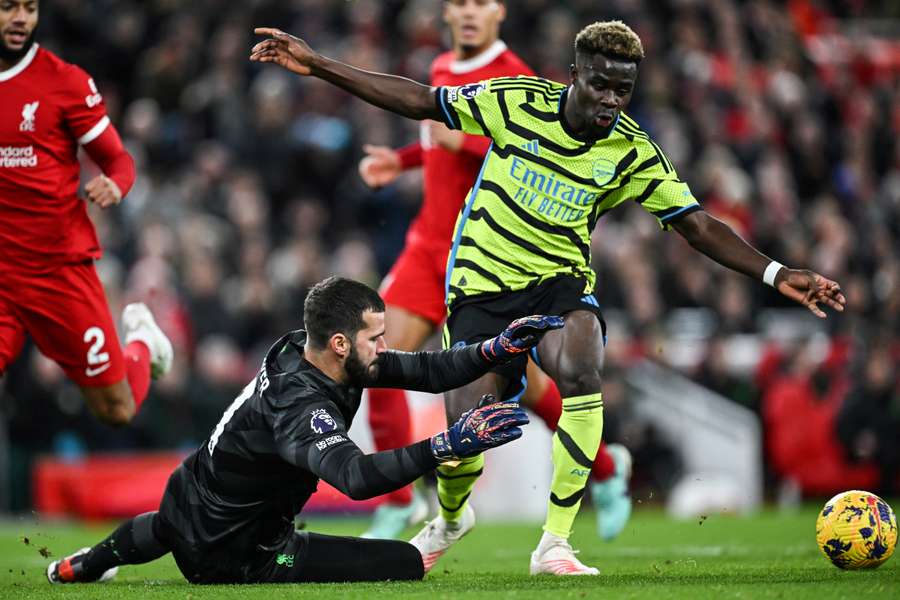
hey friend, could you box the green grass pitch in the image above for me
[2,505,897,599]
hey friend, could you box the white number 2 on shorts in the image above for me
[83,326,110,365]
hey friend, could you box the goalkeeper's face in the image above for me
[570,52,637,137]
[344,310,387,386]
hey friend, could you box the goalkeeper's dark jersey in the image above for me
[158,330,489,565]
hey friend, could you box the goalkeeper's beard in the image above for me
[0,29,36,64]
[345,344,378,387]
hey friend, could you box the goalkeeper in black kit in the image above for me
[47,277,562,584]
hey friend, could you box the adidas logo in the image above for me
[458,275,468,287]
[521,139,539,156]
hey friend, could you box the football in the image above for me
[815,490,897,569]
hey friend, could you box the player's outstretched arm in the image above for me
[673,210,846,319]
[371,315,565,392]
[250,28,441,121]
[290,396,527,500]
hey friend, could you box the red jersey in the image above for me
[0,44,111,270]
[405,41,533,247]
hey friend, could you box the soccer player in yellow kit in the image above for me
[251,20,845,575]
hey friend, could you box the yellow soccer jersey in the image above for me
[435,76,701,307]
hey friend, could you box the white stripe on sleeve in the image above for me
[77,115,110,146]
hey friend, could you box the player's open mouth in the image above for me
[460,24,479,37]
[5,30,28,45]
[595,114,614,127]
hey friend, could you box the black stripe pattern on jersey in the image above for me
[615,117,648,140]
[588,153,661,229]
[480,179,591,263]
[519,100,561,123]
[617,116,674,173]
[496,90,595,157]
[452,258,510,291]
[491,76,560,88]
[468,206,577,267]
[491,77,563,102]
[634,179,665,204]
[648,140,672,173]
[467,97,491,137]
[459,235,540,276]
[491,81,561,99]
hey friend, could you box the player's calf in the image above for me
[81,381,135,426]
[443,373,506,422]
[539,310,604,399]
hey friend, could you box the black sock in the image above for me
[80,512,170,580]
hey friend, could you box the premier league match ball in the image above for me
[815,490,897,569]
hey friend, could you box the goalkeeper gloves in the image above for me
[479,315,564,363]
[431,394,530,462]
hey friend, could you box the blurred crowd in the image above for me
[1,0,898,508]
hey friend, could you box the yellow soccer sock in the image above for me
[436,454,484,523]
[544,393,603,538]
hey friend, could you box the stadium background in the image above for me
[0,0,897,517]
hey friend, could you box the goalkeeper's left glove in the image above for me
[430,394,529,462]
[480,315,564,363]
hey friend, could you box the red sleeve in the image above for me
[59,64,110,147]
[59,64,135,197]
[83,123,136,198]
[459,134,492,159]
[397,142,423,169]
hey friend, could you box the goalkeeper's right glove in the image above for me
[430,394,529,462]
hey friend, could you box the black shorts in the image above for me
[443,276,606,401]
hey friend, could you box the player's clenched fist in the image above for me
[250,28,317,76]
[431,394,529,461]
[480,315,565,363]
[84,174,122,209]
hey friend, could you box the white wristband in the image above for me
[763,261,784,288]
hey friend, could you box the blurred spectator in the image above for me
[836,340,900,495]
[761,336,880,495]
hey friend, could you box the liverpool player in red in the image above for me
[357,0,630,541]
[0,0,172,426]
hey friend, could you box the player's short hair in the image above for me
[574,20,644,64]
[303,277,385,349]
